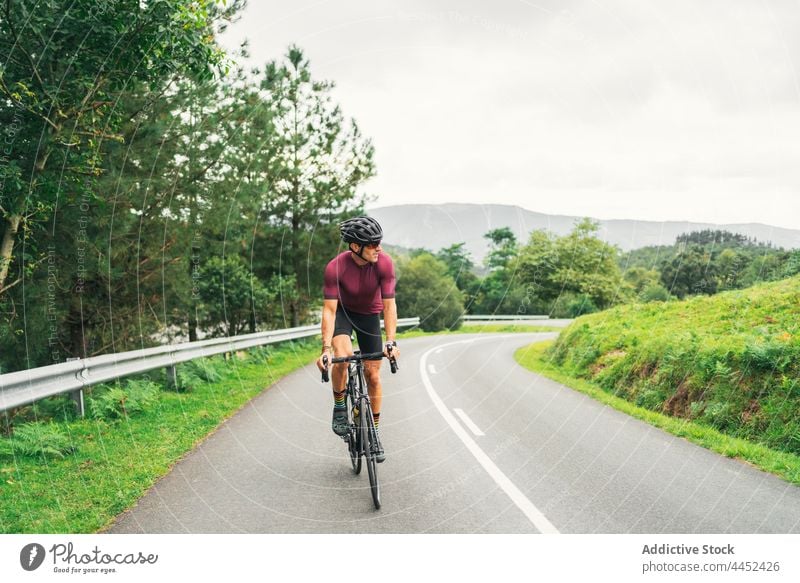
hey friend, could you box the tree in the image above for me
[515,229,560,303]
[253,47,375,326]
[783,250,800,279]
[484,227,518,271]
[469,228,526,314]
[660,244,718,298]
[396,254,464,332]
[552,219,622,307]
[716,248,749,290]
[436,243,480,311]
[516,219,624,313]
[0,0,238,297]
[677,230,752,247]
[622,266,663,301]
[640,284,672,302]
[623,267,661,294]
[196,256,273,338]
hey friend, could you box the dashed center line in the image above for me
[420,339,560,534]
[428,364,437,374]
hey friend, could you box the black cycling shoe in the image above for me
[373,428,386,463]
[332,407,349,436]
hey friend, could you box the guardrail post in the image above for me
[65,358,86,417]
[166,365,178,391]
[70,389,85,417]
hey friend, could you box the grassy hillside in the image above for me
[544,275,800,456]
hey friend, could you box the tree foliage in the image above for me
[515,219,624,315]
[0,0,237,295]
[0,7,375,372]
[395,253,464,332]
[436,243,480,311]
[250,46,376,326]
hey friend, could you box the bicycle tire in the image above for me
[362,402,380,510]
[346,374,361,474]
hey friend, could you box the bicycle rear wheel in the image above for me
[362,403,380,509]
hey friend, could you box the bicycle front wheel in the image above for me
[362,404,380,510]
[347,383,361,474]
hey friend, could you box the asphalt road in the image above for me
[107,333,800,533]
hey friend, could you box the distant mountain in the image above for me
[369,203,800,264]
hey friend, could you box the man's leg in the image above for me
[330,313,354,436]
[364,360,382,421]
[364,359,386,462]
[331,334,353,392]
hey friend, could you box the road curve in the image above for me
[107,333,800,533]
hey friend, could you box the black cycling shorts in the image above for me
[333,306,383,359]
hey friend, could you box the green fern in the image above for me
[0,422,76,459]
[87,379,159,420]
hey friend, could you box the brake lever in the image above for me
[386,343,398,374]
[321,354,329,383]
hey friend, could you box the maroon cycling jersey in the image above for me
[323,251,396,315]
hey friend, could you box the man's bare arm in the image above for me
[382,297,398,351]
[317,299,338,371]
[321,299,338,349]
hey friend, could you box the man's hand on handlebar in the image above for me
[383,341,400,360]
[316,349,331,374]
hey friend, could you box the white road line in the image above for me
[428,364,437,374]
[454,408,485,436]
[420,339,560,534]
[435,348,443,354]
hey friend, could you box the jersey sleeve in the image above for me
[379,254,396,299]
[323,259,339,300]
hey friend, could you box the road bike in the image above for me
[322,346,397,509]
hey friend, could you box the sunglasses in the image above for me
[363,241,381,249]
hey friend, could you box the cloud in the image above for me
[219,0,800,229]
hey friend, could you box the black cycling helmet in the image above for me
[340,216,383,245]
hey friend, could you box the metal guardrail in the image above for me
[0,318,420,416]
[463,315,549,321]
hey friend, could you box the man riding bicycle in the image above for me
[316,216,400,463]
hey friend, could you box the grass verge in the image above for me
[0,340,320,534]
[515,340,800,486]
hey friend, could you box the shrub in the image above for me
[88,379,160,420]
[0,422,76,459]
[743,339,794,373]
[183,358,224,383]
[640,284,671,303]
[248,346,272,364]
[396,253,465,332]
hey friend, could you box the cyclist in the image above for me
[316,216,400,463]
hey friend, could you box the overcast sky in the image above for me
[218,0,800,230]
